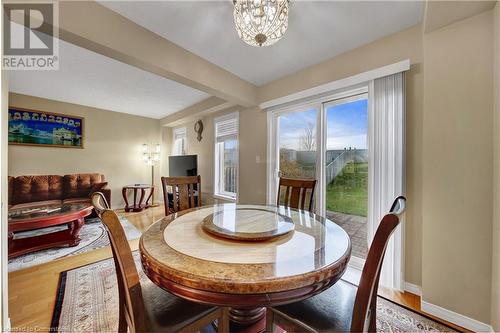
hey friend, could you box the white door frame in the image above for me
[266,84,405,290]
[321,91,369,213]
[266,102,322,208]
[266,86,368,215]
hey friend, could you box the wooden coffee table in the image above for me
[8,203,93,259]
[122,184,154,212]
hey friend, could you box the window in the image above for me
[214,113,239,199]
[172,127,186,155]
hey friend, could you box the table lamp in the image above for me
[142,143,161,206]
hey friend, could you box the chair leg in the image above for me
[368,296,377,332]
[218,307,230,333]
[265,308,275,333]
[117,302,127,333]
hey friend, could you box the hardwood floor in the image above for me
[8,204,465,332]
[8,205,162,331]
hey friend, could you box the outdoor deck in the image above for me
[326,211,368,260]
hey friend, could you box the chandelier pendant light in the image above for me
[233,0,289,47]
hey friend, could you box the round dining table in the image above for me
[139,204,351,326]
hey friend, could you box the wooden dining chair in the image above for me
[100,208,229,333]
[266,196,406,333]
[91,191,110,218]
[161,175,202,216]
[277,177,317,212]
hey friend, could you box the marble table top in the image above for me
[200,206,295,240]
[140,204,351,294]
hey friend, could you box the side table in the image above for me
[122,184,154,212]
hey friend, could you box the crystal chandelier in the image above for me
[233,0,289,47]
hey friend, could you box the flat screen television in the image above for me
[169,155,198,177]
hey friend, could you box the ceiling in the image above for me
[100,1,424,86]
[9,37,210,119]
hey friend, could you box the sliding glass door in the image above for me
[324,94,369,262]
[268,75,405,290]
[277,107,318,179]
[268,105,320,208]
[267,89,369,263]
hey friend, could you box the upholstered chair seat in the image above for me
[90,194,229,333]
[141,278,221,332]
[267,196,407,333]
[271,280,357,332]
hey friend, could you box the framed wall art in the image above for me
[8,107,84,148]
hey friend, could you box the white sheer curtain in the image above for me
[172,128,186,156]
[368,72,405,290]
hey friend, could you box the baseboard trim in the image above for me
[404,282,422,296]
[421,300,493,332]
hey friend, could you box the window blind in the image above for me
[173,127,186,140]
[215,114,238,140]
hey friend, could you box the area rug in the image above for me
[51,253,459,333]
[8,216,141,272]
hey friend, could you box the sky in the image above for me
[278,98,368,151]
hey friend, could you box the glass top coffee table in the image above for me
[8,202,93,259]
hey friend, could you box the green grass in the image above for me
[326,162,368,217]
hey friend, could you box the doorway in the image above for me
[267,88,370,268]
[324,95,368,261]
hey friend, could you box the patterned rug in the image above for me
[51,253,459,333]
[8,216,141,272]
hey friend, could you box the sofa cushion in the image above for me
[11,175,63,205]
[10,200,63,210]
[64,174,104,199]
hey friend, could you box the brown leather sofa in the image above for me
[8,173,111,211]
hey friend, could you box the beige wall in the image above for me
[237,107,268,204]
[8,94,162,208]
[259,24,424,286]
[166,106,268,204]
[422,11,493,323]
[492,2,500,331]
[7,4,499,326]
[168,109,231,195]
[170,111,219,195]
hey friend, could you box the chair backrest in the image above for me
[91,192,110,218]
[389,195,406,215]
[161,175,202,216]
[100,209,147,332]
[350,196,407,332]
[277,177,317,212]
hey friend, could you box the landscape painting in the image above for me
[8,108,84,148]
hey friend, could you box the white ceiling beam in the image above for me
[56,1,257,107]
